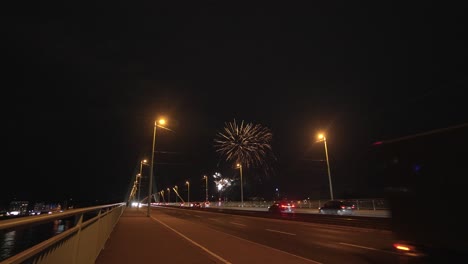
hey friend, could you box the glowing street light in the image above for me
[185,181,190,205]
[203,175,208,202]
[147,118,167,217]
[317,133,334,200]
[137,159,148,209]
[236,163,244,207]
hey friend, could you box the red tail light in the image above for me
[341,206,346,209]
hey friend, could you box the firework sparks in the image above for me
[213,172,233,192]
[214,119,275,168]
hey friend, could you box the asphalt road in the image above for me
[151,206,409,264]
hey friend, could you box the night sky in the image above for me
[2,2,466,208]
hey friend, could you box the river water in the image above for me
[0,218,72,262]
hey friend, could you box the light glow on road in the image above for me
[229,222,246,227]
[265,229,296,236]
[340,242,400,255]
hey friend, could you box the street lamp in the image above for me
[174,185,178,203]
[137,159,148,208]
[160,190,164,203]
[318,133,334,200]
[236,163,243,207]
[129,180,138,202]
[147,118,166,217]
[185,180,190,205]
[167,188,170,203]
[203,175,208,202]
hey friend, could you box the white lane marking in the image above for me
[230,222,246,227]
[221,229,322,264]
[154,215,322,264]
[151,216,232,264]
[339,242,399,255]
[194,215,202,218]
[265,229,296,236]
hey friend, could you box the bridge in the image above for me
[0,200,394,264]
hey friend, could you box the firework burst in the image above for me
[213,172,233,192]
[214,119,275,168]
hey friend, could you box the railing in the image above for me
[205,198,389,210]
[0,203,125,264]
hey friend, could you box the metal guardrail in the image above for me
[0,203,125,264]
[159,198,390,230]
[218,208,391,230]
[168,204,392,230]
[204,198,389,210]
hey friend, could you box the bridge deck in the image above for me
[95,207,219,264]
[95,206,389,263]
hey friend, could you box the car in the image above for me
[318,200,356,215]
[267,202,295,213]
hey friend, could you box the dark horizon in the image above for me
[2,2,466,207]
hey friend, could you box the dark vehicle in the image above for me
[374,123,468,262]
[192,202,201,208]
[267,202,295,213]
[318,200,356,215]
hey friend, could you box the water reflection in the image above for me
[0,231,16,260]
[0,219,71,261]
[52,219,70,235]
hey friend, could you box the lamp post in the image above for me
[130,180,137,202]
[174,185,178,203]
[185,181,190,205]
[137,159,147,208]
[167,188,170,203]
[318,133,334,200]
[203,175,208,202]
[236,163,243,207]
[147,118,166,217]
